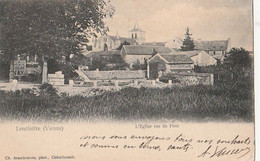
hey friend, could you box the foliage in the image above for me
[39,83,58,96]
[132,59,147,70]
[117,41,131,50]
[180,27,195,51]
[0,0,114,62]
[224,47,252,71]
[0,58,9,80]
[0,81,253,121]
[159,73,180,83]
[89,57,108,70]
[89,54,128,70]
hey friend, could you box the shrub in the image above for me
[39,83,58,96]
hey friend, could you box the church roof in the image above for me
[129,21,145,32]
[108,35,138,45]
[194,40,229,51]
[122,45,171,55]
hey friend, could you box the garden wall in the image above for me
[171,73,214,85]
[82,70,146,80]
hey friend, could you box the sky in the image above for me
[104,0,253,50]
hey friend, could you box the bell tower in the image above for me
[129,21,145,45]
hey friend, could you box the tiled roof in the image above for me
[84,50,120,58]
[142,42,166,46]
[158,53,194,64]
[172,50,202,57]
[194,40,228,51]
[123,45,171,55]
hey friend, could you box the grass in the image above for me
[0,79,254,122]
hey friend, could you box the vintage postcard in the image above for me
[0,0,255,161]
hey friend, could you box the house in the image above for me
[142,42,166,46]
[120,45,172,67]
[147,53,194,79]
[91,21,145,51]
[165,37,231,62]
[172,50,217,66]
[194,38,231,61]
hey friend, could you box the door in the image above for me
[149,62,159,79]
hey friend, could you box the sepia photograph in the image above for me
[0,0,255,160]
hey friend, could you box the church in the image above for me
[91,22,146,51]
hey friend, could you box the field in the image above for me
[0,77,254,122]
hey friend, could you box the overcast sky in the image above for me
[104,0,253,50]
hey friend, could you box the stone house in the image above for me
[194,38,231,61]
[147,53,194,79]
[120,45,171,67]
[173,50,217,66]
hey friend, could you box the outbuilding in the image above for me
[147,53,194,79]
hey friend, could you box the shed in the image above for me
[147,53,194,79]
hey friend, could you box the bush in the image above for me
[39,83,58,96]
[159,73,180,83]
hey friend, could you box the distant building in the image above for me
[142,42,166,46]
[147,53,194,79]
[9,54,41,80]
[129,21,146,45]
[172,50,217,66]
[120,45,171,67]
[166,37,231,62]
[91,21,145,51]
[194,38,231,61]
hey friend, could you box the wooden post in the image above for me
[93,80,97,88]
[69,80,74,88]
[114,80,119,90]
[9,60,14,82]
[42,59,48,84]
[210,74,214,86]
[134,80,138,86]
[152,80,156,86]
[168,80,172,86]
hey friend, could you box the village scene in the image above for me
[0,0,254,121]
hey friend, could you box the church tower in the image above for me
[129,21,145,45]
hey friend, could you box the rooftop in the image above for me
[122,45,171,55]
[194,40,229,51]
[158,53,194,64]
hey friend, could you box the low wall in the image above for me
[170,73,214,85]
[82,70,146,80]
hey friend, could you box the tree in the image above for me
[0,0,114,63]
[224,47,252,71]
[180,27,195,51]
[117,41,131,50]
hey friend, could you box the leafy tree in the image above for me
[0,0,114,63]
[117,41,131,50]
[224,48,252,70]
[180,27,195,51]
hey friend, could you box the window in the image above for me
[135,33,137,39]
[132,33,134,38]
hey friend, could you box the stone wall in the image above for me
[169,73,214,85]
[48,71,64,85]
[82,70,146,80]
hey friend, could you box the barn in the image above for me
[147,53,194,79]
